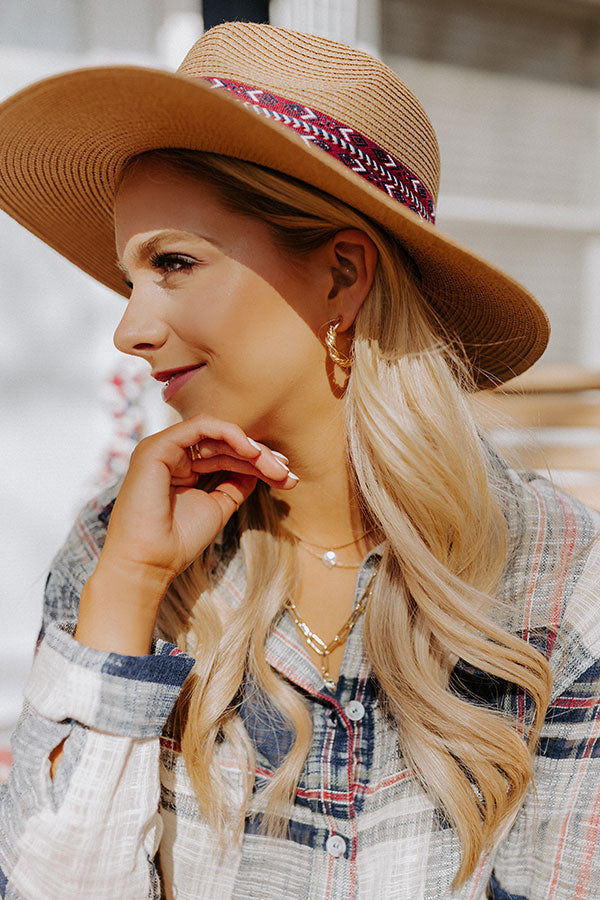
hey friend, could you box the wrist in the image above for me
[92,555,175,597]
[74,559,173,655]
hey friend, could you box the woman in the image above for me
[0,21,598,900]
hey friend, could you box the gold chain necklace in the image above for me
[297,543,361,569]
[286,569,378,690]
[288,527,374,569]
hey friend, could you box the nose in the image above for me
[113,285,169,358]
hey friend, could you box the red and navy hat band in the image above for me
[202,77,436,225]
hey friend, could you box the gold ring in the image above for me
[188,441,202,460]
[213,488,240,511]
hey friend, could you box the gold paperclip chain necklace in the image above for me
[286,569,378,690]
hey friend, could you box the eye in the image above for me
[150,251,197,276]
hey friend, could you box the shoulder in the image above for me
[42,479,123,633]
[495,462,600,696]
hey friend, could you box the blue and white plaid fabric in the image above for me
[1,456,600,899]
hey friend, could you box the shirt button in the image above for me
[326,834,346,858]
[345,700,365,721]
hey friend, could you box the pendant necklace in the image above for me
[291,528,374,569]
[286,568,378,690]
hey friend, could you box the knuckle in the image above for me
[132,434,157,455]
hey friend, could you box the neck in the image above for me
[266,410,370,549]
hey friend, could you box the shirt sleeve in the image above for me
[488,535,600,899]
[0,490,195,900]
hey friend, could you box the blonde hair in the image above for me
[132,149,553,887]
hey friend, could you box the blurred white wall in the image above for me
[1,0,599,739]
[385,54,600,366]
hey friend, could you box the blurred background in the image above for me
[1,0,600,757]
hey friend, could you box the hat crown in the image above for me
[177,21,440,204]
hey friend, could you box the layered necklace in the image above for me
[286,569,378,691]
[292,528,374,569]
[284,525,379,688]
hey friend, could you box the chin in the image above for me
[172,396,261,434]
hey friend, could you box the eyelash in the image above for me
[150,252,197,276]
[121,252,198,291]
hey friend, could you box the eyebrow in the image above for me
[116,229,218,279]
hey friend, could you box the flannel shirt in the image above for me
[1,456,600,899]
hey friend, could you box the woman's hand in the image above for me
[101,414,296,580]
[74,415,297,654]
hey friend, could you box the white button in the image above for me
[345,700,365,721]
[326,834,346,858]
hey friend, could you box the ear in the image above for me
[325,229,378,332]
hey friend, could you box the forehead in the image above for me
[114,157,250,258]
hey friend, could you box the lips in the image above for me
[153,364,205,402]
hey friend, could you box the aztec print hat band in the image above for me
[200,77,436,224]
[0,21,549,387]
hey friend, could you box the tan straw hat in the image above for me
[0,21,549,387]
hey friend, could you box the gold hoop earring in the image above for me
[325,317,352,369]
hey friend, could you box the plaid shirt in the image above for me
[1,458,600,899]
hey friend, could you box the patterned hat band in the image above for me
[202,77,436,225]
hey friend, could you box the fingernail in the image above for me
[286,471,300,482]
[272,450,290,464]
[200,445,216,458]
[273,457,290,473]
[247,438,262,453]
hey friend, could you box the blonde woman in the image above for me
[0,22,599,900]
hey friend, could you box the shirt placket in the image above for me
[264,552,381,899]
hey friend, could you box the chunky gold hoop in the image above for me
[325,318,352,369]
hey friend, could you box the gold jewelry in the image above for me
[325,317,352,369]
[289,527,374,569]
[212,488,240,511]
[298,543,361,568]
[188,441,202,460]
[292,528,373,550]
[286,569,377,690]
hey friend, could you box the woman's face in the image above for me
[114,157,337,441]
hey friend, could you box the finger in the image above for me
[245,439,290,466]
[190,455,299,488]
[167,416,263,460]
[189,438,251,460]
[171,474,199,487]
[189,437,290,470]
[209,474,257,519]
[190,446,292,482]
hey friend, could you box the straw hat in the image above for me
[0,21,549,387]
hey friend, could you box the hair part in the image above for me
[129,148,553,888]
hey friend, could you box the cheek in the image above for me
[176,263,325,377]
[242,316,325,390]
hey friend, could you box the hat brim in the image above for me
[0,65,549,387]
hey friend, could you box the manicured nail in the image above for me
[286,471,299,482]
[273,457,290,473]
[272,450,290,464]
[247,438,262,453]
[200,445,216,458]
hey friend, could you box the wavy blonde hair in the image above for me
[131,149,553,887]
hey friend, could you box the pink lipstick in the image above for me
[154,365,205,402]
